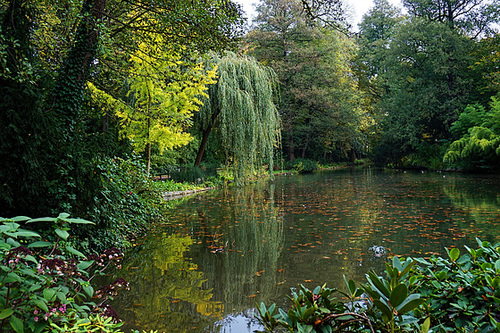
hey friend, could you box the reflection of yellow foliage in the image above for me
[196,301,224,317]
[152,234,224,319]
[154,233,193,269]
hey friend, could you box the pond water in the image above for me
[107,167,500,332]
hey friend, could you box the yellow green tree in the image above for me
[106,34,216,174]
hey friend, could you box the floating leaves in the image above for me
[139,169,500,331]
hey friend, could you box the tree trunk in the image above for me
[147,92,152,175]
[287,126,295,162]
[147,142,151,175]
[194,126,213,167]
[194,110,219,167]
[50,0,107,130]
[350,148,356,163]
[301,135,310,159]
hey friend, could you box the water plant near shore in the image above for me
[256,239,500,332]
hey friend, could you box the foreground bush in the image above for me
[0,214,127,333]
[256,239,500,332]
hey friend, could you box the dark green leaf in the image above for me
[34,299,49,313]
[43,288,56,301]
[11,231,40,238]
[373,299,392,321]
[83,284,94,298]
[65,218,94,225]
[397,294,425,314]
[367,271,390,299]
[65,245,85,258]
[390,283,408,308]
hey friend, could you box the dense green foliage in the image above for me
[257,239,500,332]
[0,0,243,242]
[0,214,127,333]
[193,52,281,184]
[247,0,369,163]
[5,0,500,330]
[356,0,500,169]
[444,96,500,169]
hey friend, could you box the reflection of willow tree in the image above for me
[108,233,223,332]
[191,181,284,311]
[443,180,500,241]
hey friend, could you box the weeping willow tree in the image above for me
[194,52,281,184]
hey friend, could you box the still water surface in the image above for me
[108,168,500,332]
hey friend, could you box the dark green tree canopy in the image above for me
[402,0,500,36]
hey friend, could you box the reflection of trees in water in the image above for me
[107,233,222,332]
[443,179,500,242]
[190,182,284,311]
[106,181,285,332]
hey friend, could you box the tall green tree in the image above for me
[402,0,500,36]
[356,0,402,83]
[194,52,281,184]
[247,0,367,162]
[369,17,478,166]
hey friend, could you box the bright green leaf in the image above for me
[27,241,52,248]
[449,248,460,262]
[10,315,24,333]
[55,228,69,240]
[0,308,14,319]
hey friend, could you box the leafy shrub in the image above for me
[256,240,500,333]
[287,159,318,174]
[257,256,427,332]
[444,96,500,170]
[412,239,500,332]
[0,214,127,333]
[82,156,169,251]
